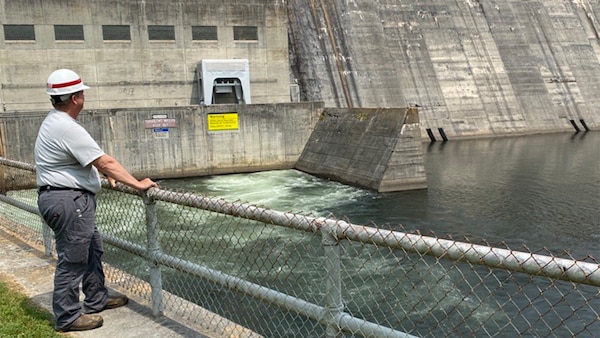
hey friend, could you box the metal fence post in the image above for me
[143,190,163,317]
[322,221,343,338]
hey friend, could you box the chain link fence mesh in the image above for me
[0,158,598,337]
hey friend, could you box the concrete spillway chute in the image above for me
[199,59,251,105]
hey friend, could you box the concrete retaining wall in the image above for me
[296,108,427,192]
[0,103,322,179]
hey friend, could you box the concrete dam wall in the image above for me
[288,0,600,139]
[0,0,291,111]
[3,0,598,142]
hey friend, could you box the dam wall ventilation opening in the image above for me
[199,59,251,105]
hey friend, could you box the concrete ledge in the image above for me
[295,107,427,192]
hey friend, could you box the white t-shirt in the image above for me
[34,109,105,194]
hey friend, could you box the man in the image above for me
[35,69,157,332]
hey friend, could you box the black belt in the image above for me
[38,186,93,195]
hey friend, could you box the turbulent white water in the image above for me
[162,169,375,217]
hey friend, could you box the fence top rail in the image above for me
[0,157,35,171]
[2,156,599,287]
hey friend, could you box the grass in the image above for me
[0,278,65,338]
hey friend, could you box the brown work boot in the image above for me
[105,295,129,310]
[85,295,129,314]
[58,313,103,332]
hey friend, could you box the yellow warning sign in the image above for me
[207,113,239,131]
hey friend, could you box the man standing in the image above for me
[35,69,157,332]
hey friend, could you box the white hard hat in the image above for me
[46,69,90,95]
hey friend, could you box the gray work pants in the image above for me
[38,189,109,330]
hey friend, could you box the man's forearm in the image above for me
[92,154,145,189]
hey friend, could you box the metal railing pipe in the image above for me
[0,157,35,171]
[336,313,420,338]
[0,193,39,214]
[331,221,600,287]
[0,193,53,255]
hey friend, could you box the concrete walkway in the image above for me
[0,228,208,338]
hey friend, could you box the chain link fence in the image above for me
[0,157,598,337]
